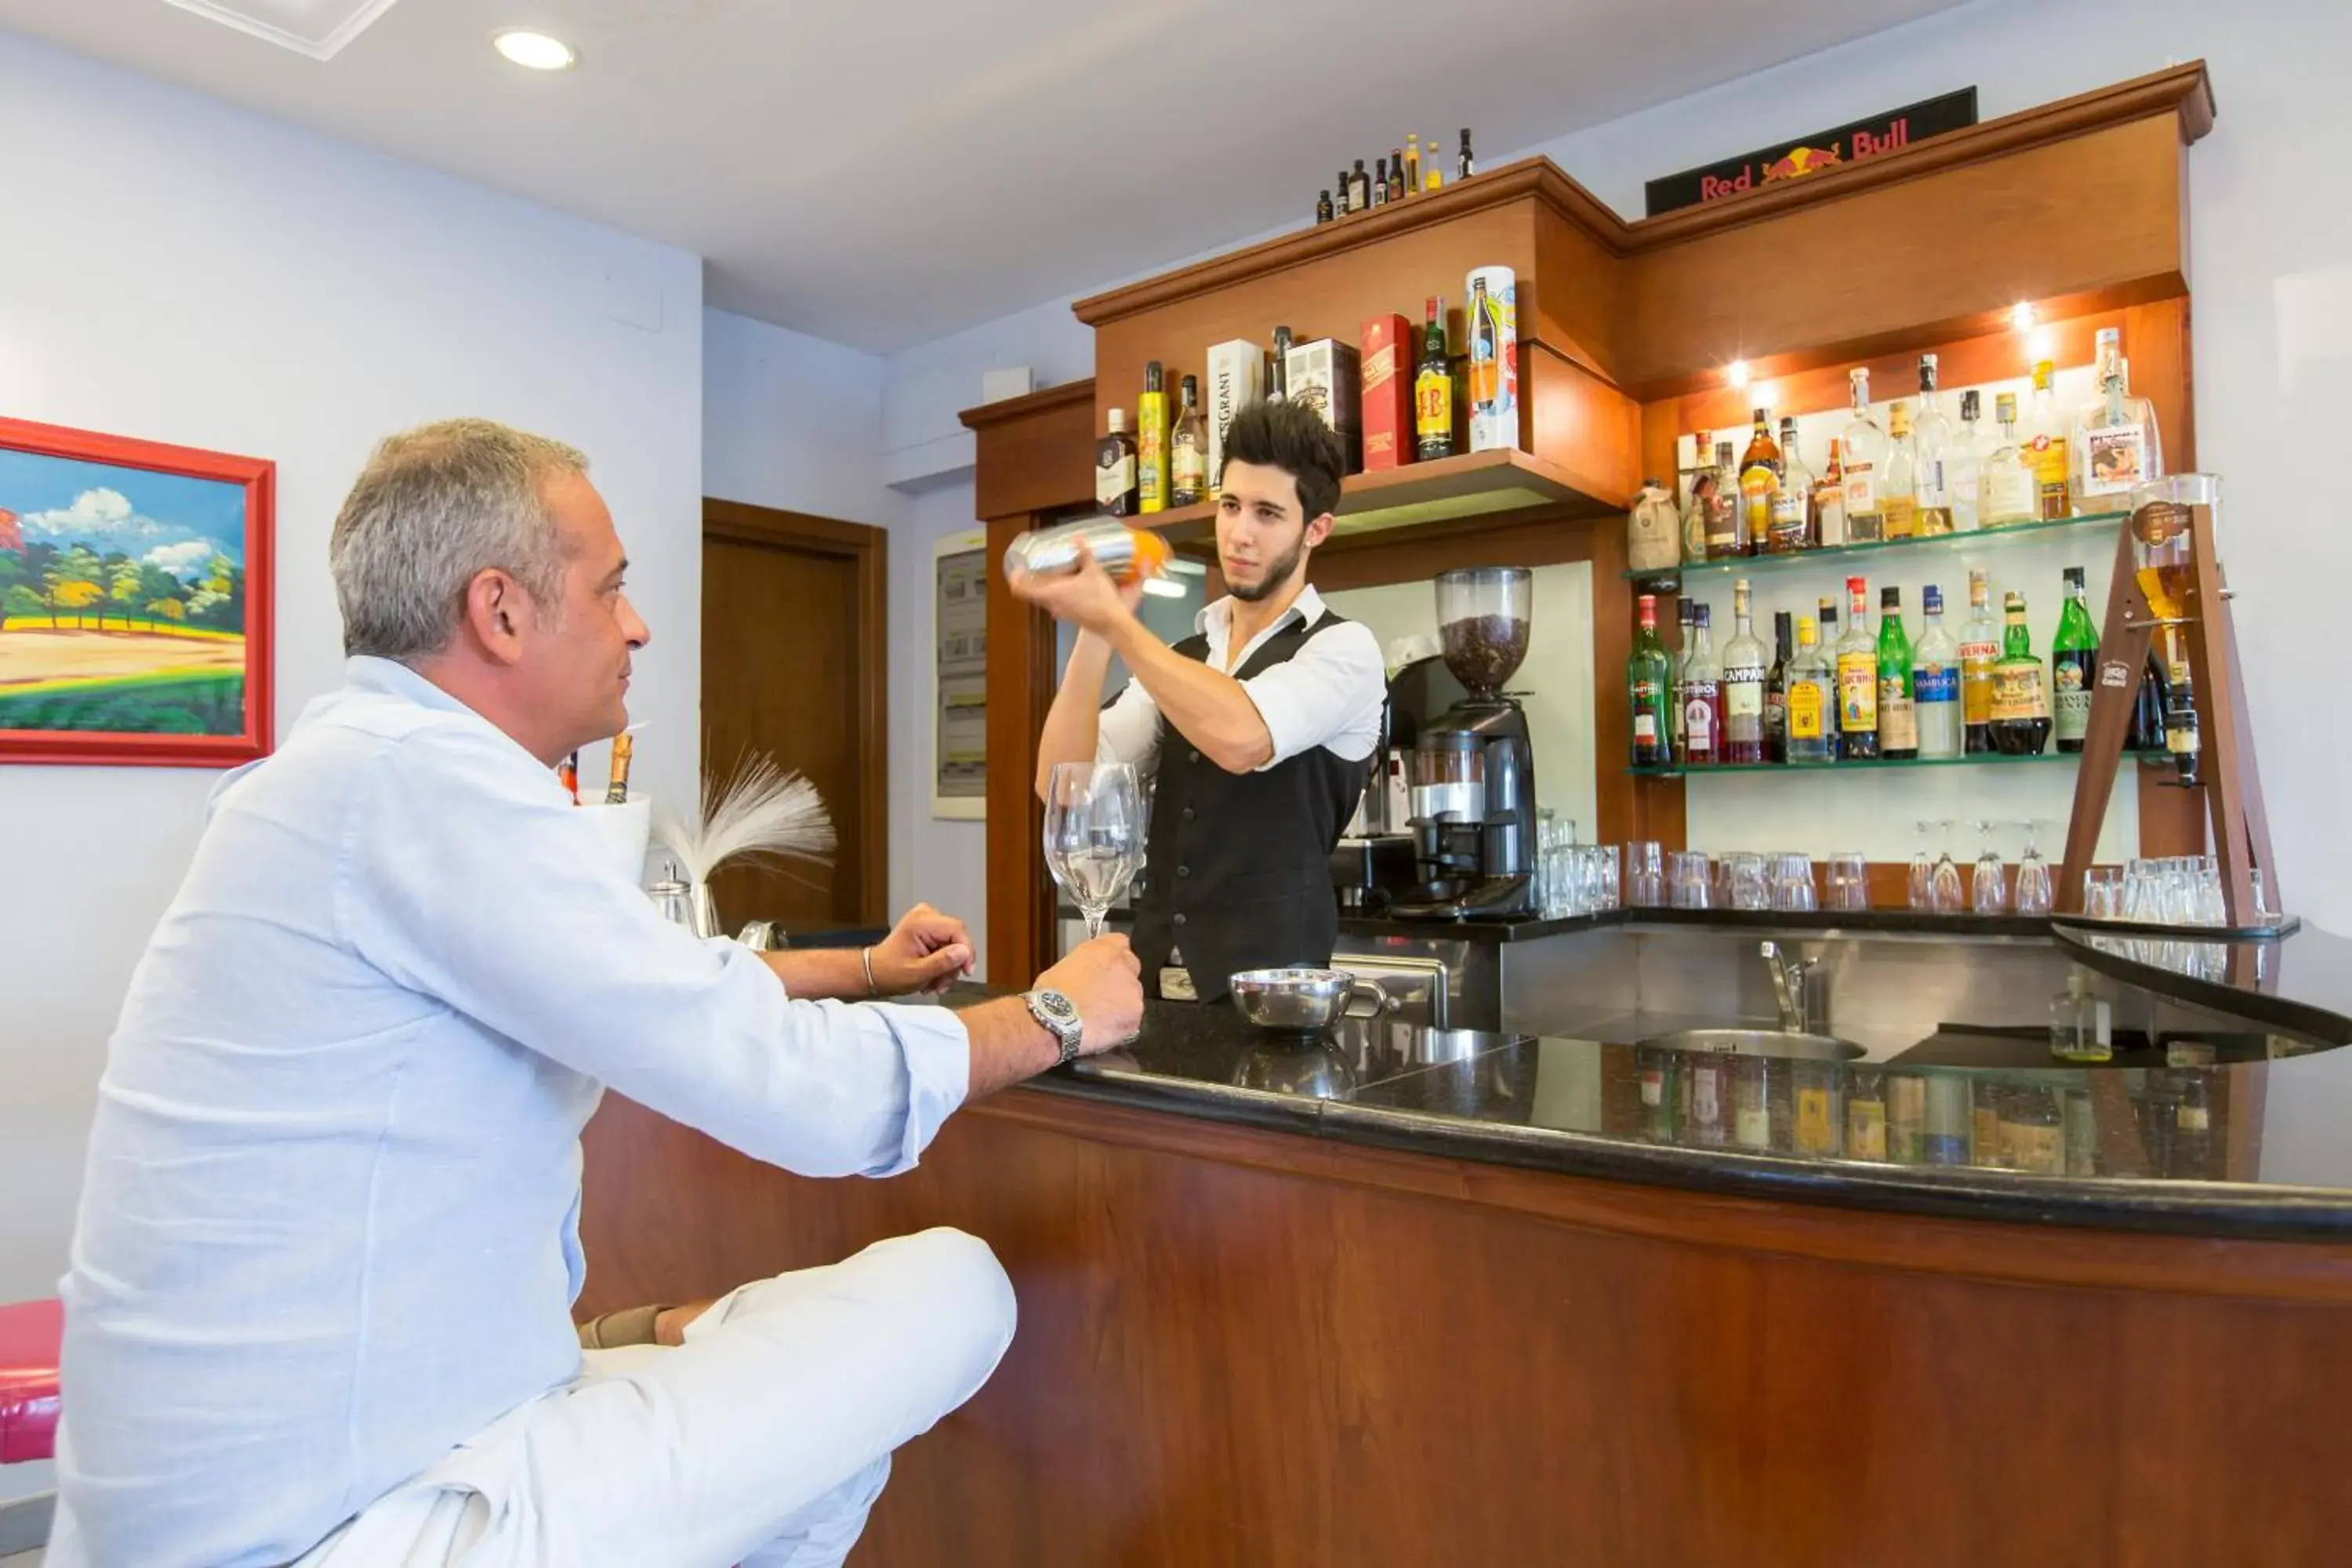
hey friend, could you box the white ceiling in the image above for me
[2,0,1970,352]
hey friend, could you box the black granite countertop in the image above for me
[956,917,2352,1241]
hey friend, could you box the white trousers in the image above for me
[296,1227,1016,1568]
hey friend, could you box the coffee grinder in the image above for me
[1391,566,1538,920]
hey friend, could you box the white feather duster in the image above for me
[652,753,835,935]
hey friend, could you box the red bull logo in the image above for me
[1763,144,1845,183]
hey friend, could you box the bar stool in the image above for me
[1,1298,62,1464]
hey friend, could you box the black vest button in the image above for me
[1173,912,1188,927]
[1181,807,1196,822]
[1177,866,1191,878]
[1187,749,1200,764]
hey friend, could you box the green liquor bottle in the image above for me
[1877,585,1916,760]
[1628,593,1676,768]
[2052,565,2099,753]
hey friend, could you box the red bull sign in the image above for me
[1646,89,1977,216]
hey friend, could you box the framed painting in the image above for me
[0,416,274,768]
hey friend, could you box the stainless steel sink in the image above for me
[1635,1027,1864,1062]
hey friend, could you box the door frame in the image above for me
[702,496,890,925]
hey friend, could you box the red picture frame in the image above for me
[0,416,274,768]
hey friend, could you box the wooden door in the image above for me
[700,499,887,934]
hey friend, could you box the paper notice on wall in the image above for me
[934,532,988,818]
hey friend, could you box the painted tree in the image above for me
[147,597,187,622]
[53,579,102,627]
[110,561,146,629]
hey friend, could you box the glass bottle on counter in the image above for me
[1170,374,1208,506]
[1095,408,1138,516]
[1765,610,1794,764]
[2049,971,2114,1063]
[1681,603,1722,767]
[2071,327,2163,517]
[1980,392,2037,528]
[1784,615,1834,765]
[1881,400,1919,539]
[2051,565,2099,753]
[1721,580,1768,765]
[1949,388,1984,532]
[1911,355,1955,535]
[1876,586,1917,760]
[1773,417,1813,552]
[1834,575,1880,760]
[2026,359,2071,521]
[1815,438,1849,546]
[1628,594,1676,768]
[1987,590,2053,755]
[1841,369,1888,543]
[1846,1067,1888,1160]
[1737,408,1782,558]
[1914,584,1962,760]
[1959,569,2000,754]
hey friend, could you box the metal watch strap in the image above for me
[1024,989,1083,1065]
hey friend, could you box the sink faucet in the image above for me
[1759,940,1824,1034]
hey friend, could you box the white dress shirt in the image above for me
[1093,585,1386,776]
[52,656,971,1568]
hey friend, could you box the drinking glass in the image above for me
[1825,852,1870,911]
[1044,761,1143,940]
[1595,844,1622,910]
[2083,866,2125,920]
[2013,820,2053,916]
[1670,851,1713,909]
[1970,818,2008,916]
[1724,851,1769,912]
[1931,820,1965,913]
[1909,821,1937,911]
[1626,842,1665,907]
[1771,854,1818,913]
[2190,855,2226,927]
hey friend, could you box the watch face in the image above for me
[1038,993,1078,1026]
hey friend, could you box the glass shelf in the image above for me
[1628,751,2080,779]
[1622,511,2129,583]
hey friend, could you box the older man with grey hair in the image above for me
[49,419,1142,1568]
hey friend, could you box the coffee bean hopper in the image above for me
[1389,566,1539,921]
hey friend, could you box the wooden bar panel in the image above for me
[962,381,1097,521]
[1522,344,1642,509]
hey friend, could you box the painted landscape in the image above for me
[0,448,250,736]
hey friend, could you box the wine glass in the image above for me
[1909,821,1936,911]
[1044,762,1143,941]
[2014,820,2053,916]
[1932,820,1966,913]
[1971,818,2008,915]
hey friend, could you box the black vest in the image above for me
[1130,610,1369,1003]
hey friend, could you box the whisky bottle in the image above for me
[1840,369,1888,543]
[1736,408,1780,559]
[1137,361,1169,514]
[1171,374,1208,506]
[1911,355,1955,535]
[1413,296,1453,460]
[1880,401,1919,539]
[1096,408,1138,517]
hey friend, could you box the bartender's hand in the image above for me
[1007,541,1145,636]
[1036,935,1145,1056]
[868,903,976,996]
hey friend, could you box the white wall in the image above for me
[703,308,894,526]
[0,29,703,1309]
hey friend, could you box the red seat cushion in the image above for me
[0,1298,62,1464]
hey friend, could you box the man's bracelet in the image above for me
[861,946,879,997]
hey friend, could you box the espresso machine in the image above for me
[1388,566,1539,920]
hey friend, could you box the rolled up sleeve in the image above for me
[1094,675,1163,775]
[341,723,968,1178]
[1239,619,1387,768]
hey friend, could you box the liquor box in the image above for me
[1359,314,1415,472]
[1284,337,1363,473]
[1205,339,1265,492]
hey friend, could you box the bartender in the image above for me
[1015,397,1387,1001]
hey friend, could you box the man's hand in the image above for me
[1034,935,1144,1056]
[1007,542,1146,636]
[867,903,975,996]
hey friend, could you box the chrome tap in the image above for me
[1759,940,1824,1034]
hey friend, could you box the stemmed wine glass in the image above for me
[1045,762,1143,941]
[1971,818,2008,915]
[2014,819,2054,916]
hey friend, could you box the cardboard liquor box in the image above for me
[1283,337,1363,473]
[1205,339,1265,491]
[1359,313,1416,472]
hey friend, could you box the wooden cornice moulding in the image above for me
[958,377,1096,432]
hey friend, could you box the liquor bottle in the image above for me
[1815,438,1849,547]
[1914,584,1962,760]
[1949,389,1984,533]
[1877,586,1917,760]
[1704,437,1745,560]
[2127,648,2170,752]
[1414,296,1453,461]
[1721,579,1768,764]
[1835,576,1880,760]
[1387,150,1406,203]
[1372,157,1390,207]
[1987,590,2052,755]
[1765,610,1795,764]
[2026,359,2071,521]
[1679,431,1714,564]
[2052,565,2099,753]
[1671,601,1695,758]
[2071,326,2162,516]
[1459,127,1475,180]
[1912,356,1955,535]
[1979,392,2036,528]
[1816,597,1843,760]
[1881,401,1919,539]
[1171,374,1208,506]
[1268,325,1292,401]
[1959,569,1999,755]
[1096,408,1138,516]
[1771,417,1813,553]
[1736,408,1780,559]
[1682,603,1722,767]
[1137,361,1169,514]
[1628,594,1676,768]
[1784,615,1833,765]
[1350,159,1371,212]
[1336,169,1354,216]
[1404,134,1422,194]
[1840,369,1889,543]
[1316,189,1334,224]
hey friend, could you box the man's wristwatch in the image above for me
[1022,989,1084,1065]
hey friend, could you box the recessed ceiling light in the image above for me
[492,28,576,71]
[1726,360,1750,390]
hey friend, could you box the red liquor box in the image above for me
[1359,312,1415,472]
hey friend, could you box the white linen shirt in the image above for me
[51,656,971,1568]
[1094,586,1385,775]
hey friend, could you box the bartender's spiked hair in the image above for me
[1221,397,1345,524]
[332,418,588,661]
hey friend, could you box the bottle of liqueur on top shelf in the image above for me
[1840,369,1889,543]
[1737,409,1781,559]
[1949,390,1984,533]
[1388,150,1406,203]
[1171,374,1207,506]
[1835,576,1880,760]
[2026,359,2071,521]
[1404,135,1422,193]
[1721,579,1769,764]
[1097,408,1138,516]
[1351,160,1372,212]
[2051,565,2100,753]
[1814,439,1849,546]
[1704,438,1744,560]
[1373,157,1390,207]
[1628,594,1676,768]
[1316,189,1334,225]
[1987,591,2053,755]
[1911,355,1955,535]
[1880,400,1919,539]
[1770,417,1813,553]
[1459,127,1475,180]
[1914,584,1962,760]
[1336,169,1354,216]
[1876,586,1917,760]
[1414,296,1454,461]
[1980,393,2037,528]
[2071,326,2164,517]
